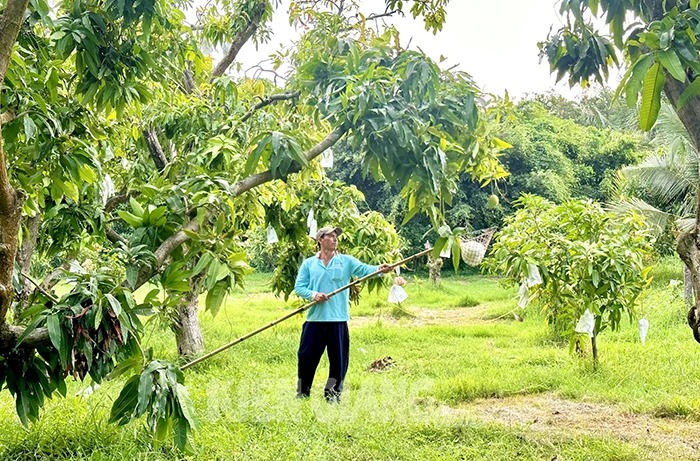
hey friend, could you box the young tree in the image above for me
[540,0,700,342]
[486,195,653,366]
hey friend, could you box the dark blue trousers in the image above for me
[297,321,349,401]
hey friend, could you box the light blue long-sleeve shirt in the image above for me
[294,253,379,321]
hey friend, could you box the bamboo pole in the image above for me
[181,247,433,370]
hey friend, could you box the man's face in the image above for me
[319,232,338,252]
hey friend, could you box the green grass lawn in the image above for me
[1,258,699,460]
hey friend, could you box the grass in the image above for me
[0,259,698,460]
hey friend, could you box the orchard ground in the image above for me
[0,257,699,460]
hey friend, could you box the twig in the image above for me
[21,271,59,304]
[366,9,399,21]
[239,91,300,123]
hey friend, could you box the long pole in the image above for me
[181,247,433,370]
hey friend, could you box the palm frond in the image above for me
[621,153,697,205]
[652,103,698,157]
[676,217,696,233]
[606,197,673,234]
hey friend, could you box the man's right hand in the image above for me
[313,292,329,302]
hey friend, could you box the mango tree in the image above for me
[540,0,700,343]
[486,195,653,366]
[0,0,517,448]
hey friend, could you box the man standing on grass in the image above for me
[294,226,392,403]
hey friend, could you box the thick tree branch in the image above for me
[0,324,50,350]
[0,0,29,217]
[0,135,12,216]
[0,110,15,125]
[0,0,29,85]
[239,91,300,123]
[663,77,700,235]
[142,128,168,172]
[106,226,128,246]
[182,68,196,94]
[211,1,268,77]
[135,126,348,287]
[105,190,138,212]
[231,126,346,195]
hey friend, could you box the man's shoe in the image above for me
[324,389,341,404]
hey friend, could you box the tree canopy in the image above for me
[540,0,700,343]
[0,0,520,448]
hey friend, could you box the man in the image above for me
[294,226,392,402]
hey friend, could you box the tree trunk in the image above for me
[0,138,25,324]
[175,275,205,358]
[14,214,40,316]
[0,0,32,325]
[591,333,598,369]
[663,78,700,343]
[0,210,21,323]
[685,266,694,306]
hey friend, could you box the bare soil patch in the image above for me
[351,306,491,328]
[445,394,700,460]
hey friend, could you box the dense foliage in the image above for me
[487,195,654,364]
[0,0,519,448]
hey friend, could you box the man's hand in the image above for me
[313,292,329,302]
[378,264,393,274]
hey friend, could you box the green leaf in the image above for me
[402,206,420,225]
[639,62,665,131]
[57,378,67,397]
[117,210,143,227]
[59,180,79,202]
[78,164,97,184]
[109,375,140,425]
[129,197,144,217]
[615,54,652,107]
[15,391,31,427]
[175,383,198,428]
[107,356,143,381]
[16,314,47,345]
[93,305,103,330]
[657,49,686,82]
[148,206,168,226]
[105,293,122,317]
[192,253,214,277]
[452,237,461,272]
[677,77,700,110]
[136,370,154,417]
[205,280,228,317]
[46,314,63,357]
[432,236,448,259]
[126,265,139,289]
[23,115,37,140]
[245,133,271,175]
